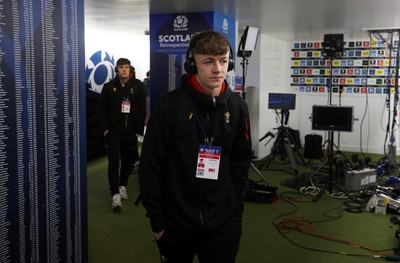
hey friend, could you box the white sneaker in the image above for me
[112,194,122,210]
[119,186,128,200]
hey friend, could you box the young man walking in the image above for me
[99,58,146,210]
[139,31,252,262]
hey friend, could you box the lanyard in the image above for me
[184,91,224,147]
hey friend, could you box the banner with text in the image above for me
[149,12,236,108]
[0,1,87,262]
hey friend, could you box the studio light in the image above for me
[238,26,259,58]
[237,26,260,100]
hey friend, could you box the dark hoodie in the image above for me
[98,76,146,136]
[139,74,252,233]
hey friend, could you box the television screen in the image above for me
[312,105,353,132]
[268,93,296,110]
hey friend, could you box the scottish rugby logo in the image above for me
[223,18,228,32]
[173,15,188,31]
[85,51,115,93]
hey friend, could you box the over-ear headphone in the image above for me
[184,45,235,74]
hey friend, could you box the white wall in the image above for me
[247,33,400,160]
[84,27,150,88]
[246,34,292,160]
[296,91,394,155]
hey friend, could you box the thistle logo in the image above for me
[173,15,188,31]
[223,18,228,32]
[85,51,115,93]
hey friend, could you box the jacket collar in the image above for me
[182,74,230,108]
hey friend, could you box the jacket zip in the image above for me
[199,210,204,225]
[123,95,129,127]
[205,113,210,139]
[199,183,205,231]
[205,97,217,143]
[199,97,217,229]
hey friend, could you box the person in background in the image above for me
[99,58,146,210]
[138,31,252,262]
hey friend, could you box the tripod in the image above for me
[312,130,356,201]
[312,55,355,202]
[237,41,272,187]
[259,110,305,175]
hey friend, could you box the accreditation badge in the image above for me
[196,145,221,180]
[121,100,131,113]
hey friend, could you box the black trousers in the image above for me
[106,132,138,195]
[156,217,242,263]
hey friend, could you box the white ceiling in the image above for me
[85,0,400,41]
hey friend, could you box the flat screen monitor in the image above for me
[312,105,353,132]
[268,93,296,110]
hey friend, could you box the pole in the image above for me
[240,52,270,186]
[241,56,249,100]
[327,56,334,194]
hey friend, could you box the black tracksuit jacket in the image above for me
[98,76,146,136]
[139,74,252,234]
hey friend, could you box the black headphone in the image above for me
[184,45,235,74]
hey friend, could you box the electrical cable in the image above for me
[372,31,400,169]
[343,199,366,213]
[271,191,396,259]
[389,32,399,168]
[359,34,373,157]
[307,159,328,195]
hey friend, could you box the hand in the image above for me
[103,130,109,138]
[153,230,164,240]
